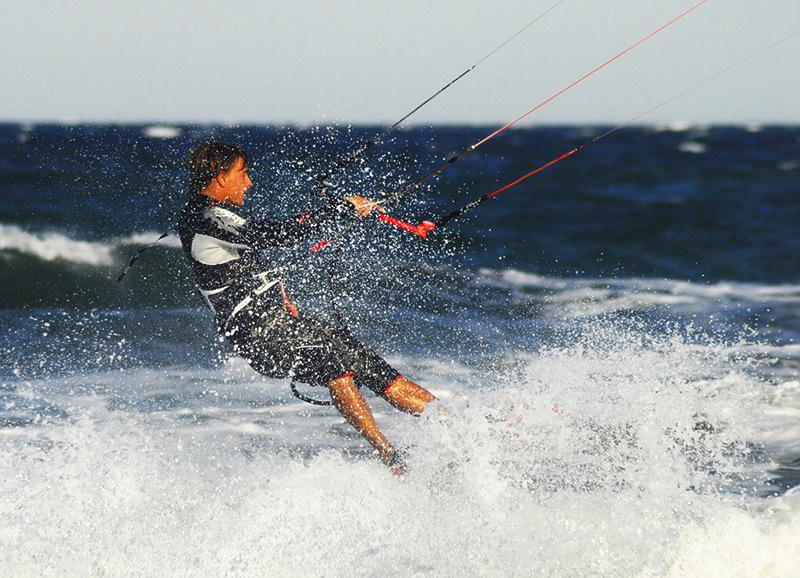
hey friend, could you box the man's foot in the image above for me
[386,449,407,476]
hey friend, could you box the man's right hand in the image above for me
[345,196,386,217]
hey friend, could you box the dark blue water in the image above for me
[3,123,799,281]
[2,123,798,367]
[2,123,800,574]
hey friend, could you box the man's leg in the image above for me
[324,325,437,416]
[382,376,437,415]
[329,374,404,473]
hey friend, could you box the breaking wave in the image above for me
[0,224,181,266]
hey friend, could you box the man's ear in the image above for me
[215,169,228,187]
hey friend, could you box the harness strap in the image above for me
[280,279,299,317]
[290,381,333,406]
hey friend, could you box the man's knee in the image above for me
[382,375,436,415]
[329,372,363,407]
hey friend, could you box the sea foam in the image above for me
[143,125,181,139]
[0,320,794,576]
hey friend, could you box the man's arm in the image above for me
[244,196,384,247]
[243,197,351,247]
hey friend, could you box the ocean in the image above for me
[1,122,799,576]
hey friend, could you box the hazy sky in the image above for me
[2,1,798,124]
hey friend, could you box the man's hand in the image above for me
[346,196,386,217]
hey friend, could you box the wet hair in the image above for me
[188,142,248,195]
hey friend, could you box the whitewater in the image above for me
[3,320,800,576]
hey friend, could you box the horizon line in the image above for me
[1,118,797,128]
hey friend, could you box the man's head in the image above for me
[189,142,252,206]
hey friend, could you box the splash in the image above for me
[1,319,794,575]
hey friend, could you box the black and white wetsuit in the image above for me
[177,193,347,323]
[177,193,400,393]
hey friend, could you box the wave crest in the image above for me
[0,224,181,266]
[478,268,800,318]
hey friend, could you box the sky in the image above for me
[1,0,798,125]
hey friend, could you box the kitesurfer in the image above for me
[178,142,436,473]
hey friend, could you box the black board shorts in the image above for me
[225,307,400,394]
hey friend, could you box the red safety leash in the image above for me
[375,27,800,238]
[367,0,709,236]
[311,1,710,248]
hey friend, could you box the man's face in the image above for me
[219,156,252,206]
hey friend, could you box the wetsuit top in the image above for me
[177,193,350,326]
